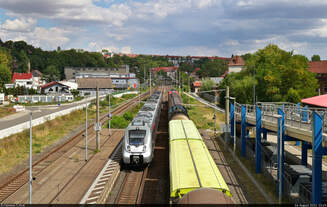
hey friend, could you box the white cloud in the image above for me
[299,19,327,38]
[1,26,71,49]
[1,17,36,32]
[89,43,132,54]
[121,46,131,54]
[224,40,240,46]
[0,0,132,27]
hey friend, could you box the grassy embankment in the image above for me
[181,93,225,130]
[0,93,138,174]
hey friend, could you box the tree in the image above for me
[0,47,12,67]
[70,89,80,97]
[43,65,60,82]
[311,54,321,61]
[0,64,12,87]
[200,79,215,92]
[219,44,319,105]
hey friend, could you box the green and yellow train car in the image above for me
[169,119,232,203]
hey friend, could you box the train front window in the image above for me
[129,130,145,145]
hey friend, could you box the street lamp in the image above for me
[253,66,256,105]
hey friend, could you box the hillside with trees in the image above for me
[0,39,172,84]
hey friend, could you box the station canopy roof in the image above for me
[301,94,327,108]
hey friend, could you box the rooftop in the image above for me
[308,61,327,74]
[12,72,33,83]
[302,94,327,108]
[228,55,245,66]
[77,78,113,89]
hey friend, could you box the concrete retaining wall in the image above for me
[0,103,88,140]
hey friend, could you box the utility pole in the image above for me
[108,93,111,136]
[149,69,152,94]
[29,111,32,204]
[178,70,181,94]
[188,74,190,105]
[253,67,256,105]
[225,86,230,144]
[144,65,146,90]
[214,91,217,136]
[278,115,282,204]
[96,84,100,150]
[85,104,88,161]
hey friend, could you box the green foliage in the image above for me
[200,79,215,92]
[123,112,133,121]
[14,50,29,73]
[121,94,137,99]
[107,102,144,128]
[43,65,60,82]
[0,47,12,67]
[70,89,79,97]
[4,86,37,96]
[311,54,321,61]
[0,64,12,87]
[219,44,319,105]
[198,59,228,77]
[0,40,173,81]
[110,116,129,128]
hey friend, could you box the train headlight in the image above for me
[127,145,131,152]
[143,145,146,152]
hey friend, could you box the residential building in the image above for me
[59,81,78,90]
[12,72,36,89]
[192,81,202,93]
[308,61,327,94]
[40,81,70,94]
[32,70,45,88]
[64,65,130,80]
[228,55,245,73]
[77,78,113,96]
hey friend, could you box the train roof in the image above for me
[169,120,201,141]
[169,120,231,199]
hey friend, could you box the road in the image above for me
[0,96,104,131]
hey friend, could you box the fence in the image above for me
[17,95,74,103]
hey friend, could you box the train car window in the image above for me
[129,130,146,145]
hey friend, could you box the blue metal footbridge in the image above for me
[230,102,327,204]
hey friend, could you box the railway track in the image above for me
[115,167,148,204]
[112,86,170,205]
[0,91,150,203]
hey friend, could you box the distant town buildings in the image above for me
[308,61,327,94]
[64,65,130,80]
[228,55,245,73]
[77,77,113,96]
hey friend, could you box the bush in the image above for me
[123,112,133,121]
[121,94,137,99]
[110,116,129,128]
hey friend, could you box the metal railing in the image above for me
[234,102,327,135]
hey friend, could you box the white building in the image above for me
[228,55,245,73]
[12,72,37,89]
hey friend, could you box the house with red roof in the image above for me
[40,81,70,94]
[12,72,36,89]
[308,61,327,94]
[192,81,202,93]
[228,55,245,73]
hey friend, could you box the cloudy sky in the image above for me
[0,0,327,58]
